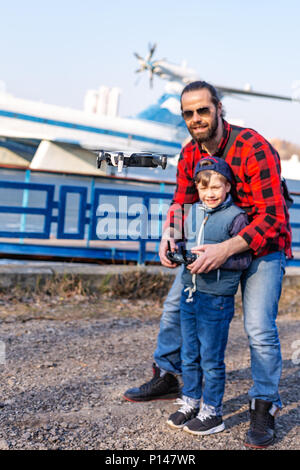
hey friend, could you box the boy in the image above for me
[166,156,251,436]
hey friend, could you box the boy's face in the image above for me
[196,173,231,208]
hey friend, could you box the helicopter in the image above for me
[134,43,300,102]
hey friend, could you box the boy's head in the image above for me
[194,157,233,208]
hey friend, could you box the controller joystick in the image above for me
[166,241,197,266]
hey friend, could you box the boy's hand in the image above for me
[159,238,178,268]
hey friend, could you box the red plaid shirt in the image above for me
[166,120,292,259]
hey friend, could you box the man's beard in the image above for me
[192,113,218,144]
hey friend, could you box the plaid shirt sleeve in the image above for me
[237,143,287,254]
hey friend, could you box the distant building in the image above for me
[281,154,300,180]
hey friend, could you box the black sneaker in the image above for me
[244,399,278,449]
[123,363,181,402]
[166,399,199,429]
[183,404,225,435]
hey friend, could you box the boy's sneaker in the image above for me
[123,363,181,402]
[167,398,199,429]
[183,403,225,435]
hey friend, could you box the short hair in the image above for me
[181,80,225,118]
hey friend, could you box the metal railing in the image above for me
[0,179,299,265]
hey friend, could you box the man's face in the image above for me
[181,89,222,143]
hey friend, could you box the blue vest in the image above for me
[182,195,245,296]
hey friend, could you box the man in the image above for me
[123,81,292,448]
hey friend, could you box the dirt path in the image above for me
[0,294,299,450]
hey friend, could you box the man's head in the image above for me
[194,157,232,208]
[180,81,224,144]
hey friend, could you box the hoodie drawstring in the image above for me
[185,211,208,303]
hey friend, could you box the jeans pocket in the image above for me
[208,294,234,322]
[198,293,230,322]
[280,252,286,276]
[210,295,225,310]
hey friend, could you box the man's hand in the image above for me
[187,236,249,274]
[159,238,178,268]
[187,243,230,274]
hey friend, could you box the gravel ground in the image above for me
[0,294,299,451]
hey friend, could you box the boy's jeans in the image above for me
[154,251,286,407]
[180,289,234,409]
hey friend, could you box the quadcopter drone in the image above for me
[96,150,168,172]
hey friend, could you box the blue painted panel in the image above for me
[0,181,55,238]
[57,186,88,239]
[89,187,172,242]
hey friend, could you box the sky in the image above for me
[0,0,300,144]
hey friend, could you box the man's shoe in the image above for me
[166,398,199,429]
[123,363,181,402]
[244,399,278,449]
[183,403,225,436]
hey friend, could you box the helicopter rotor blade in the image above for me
[215,85,297,102]
[134,44,157,88]
[147,42,157,62]
[149,70,154,88]
[133,52,144,62]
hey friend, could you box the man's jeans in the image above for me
[154,252,286,407]
[180,289,234,409]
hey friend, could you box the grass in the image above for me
[0,271,299,322]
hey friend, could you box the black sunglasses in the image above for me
[181,107,211,120]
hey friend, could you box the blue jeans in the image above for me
[180,289,234,409]
[154,266,183,374]
[154,252,286,407]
